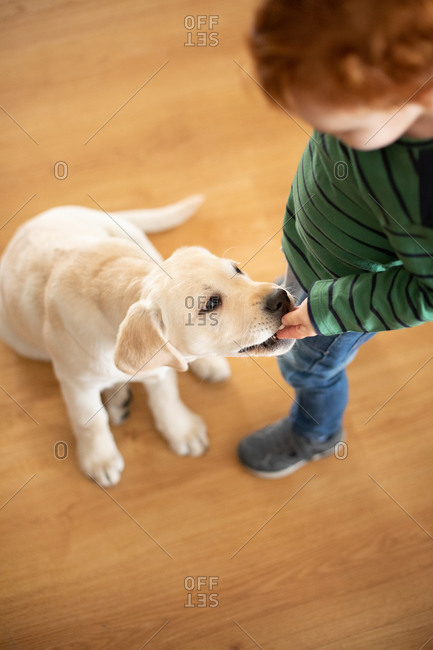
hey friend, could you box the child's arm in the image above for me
[280,218,433,338]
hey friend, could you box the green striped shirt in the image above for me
[282,130,433,335]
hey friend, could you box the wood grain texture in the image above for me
[1,1,433,648]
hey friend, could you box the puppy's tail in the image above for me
[111,194,204,234]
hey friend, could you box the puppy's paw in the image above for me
[166,412,209,457]
[189,357,231,383]
[78,445,125,487]
[103,385,133,426]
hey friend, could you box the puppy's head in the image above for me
[114,247,295,375]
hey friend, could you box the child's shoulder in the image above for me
[302,130,433,229]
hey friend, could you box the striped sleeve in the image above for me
[308,212,433,335]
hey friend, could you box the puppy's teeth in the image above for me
[278,324,285,330]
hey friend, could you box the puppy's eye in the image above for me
[234,265,243,274]
[200,295,221,312]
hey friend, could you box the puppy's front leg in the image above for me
[58,379,125,486]
[142,367,208,456]
[189,357,231,382]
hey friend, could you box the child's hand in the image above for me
[276,298,317,340]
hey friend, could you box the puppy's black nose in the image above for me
[265,288,294,317]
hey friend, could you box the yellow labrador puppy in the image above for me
[0,196,294,485]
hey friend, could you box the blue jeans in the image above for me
[278,268,375,442]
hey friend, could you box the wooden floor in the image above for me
[1,1,433,648]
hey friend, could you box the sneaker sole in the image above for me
[242,446,339,480]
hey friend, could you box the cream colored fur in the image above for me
[0,196,294,485]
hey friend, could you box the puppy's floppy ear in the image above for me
[114,301,188,375]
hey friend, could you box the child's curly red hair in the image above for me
[249,0,433,108]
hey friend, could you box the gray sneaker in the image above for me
[237,418,344,478]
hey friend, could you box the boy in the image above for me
[237,0,433,477]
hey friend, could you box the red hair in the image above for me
[249,0,433,108]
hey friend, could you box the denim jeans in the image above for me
[278,267,375,442]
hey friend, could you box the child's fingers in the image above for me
[277,299,317,339]
[276,325,295,339]
[281,306,299,325]
[277,325,306,339]
[277,304,317,339]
